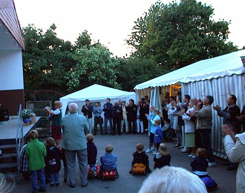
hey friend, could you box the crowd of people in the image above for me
[160,93,245,193]
[18,92,245,193]
[80,97,151,135]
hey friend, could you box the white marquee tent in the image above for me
[134,50,245,158]
[60,84,136,121]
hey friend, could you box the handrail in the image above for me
[16,104,23,184]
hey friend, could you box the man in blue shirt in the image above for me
[93,102,103,135]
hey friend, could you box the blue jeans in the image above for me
[104,117,113,133]
[50,172,59,184]
[31,168,46,191]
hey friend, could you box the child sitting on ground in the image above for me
[25,130,47,193]
[45,137,61,187]
[191,148,217,190]
[87,134,97,177]
[191,148,208,176]
[100,144,119,177]
[129,143,151,174]
[162,119,174,141]
[153,143,171,169]
[154,120,163,153]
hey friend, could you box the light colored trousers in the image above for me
[121,118,128,133]
[136,119,144,133]
[86,116,92,133]
[65,149,88,186]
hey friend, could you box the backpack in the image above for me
[46,147,61,173]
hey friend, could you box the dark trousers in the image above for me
[198,129,215,162]
[104,117,113,133]
[163,129,174,140]
[155,143,160,152]
[113,118,121,134]
[143,117,148,131]
[176,129,182,145]
[94,117,103,135]
[128,119,136,133]
[149,132,154,146]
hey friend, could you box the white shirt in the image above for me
[52,108,62,115]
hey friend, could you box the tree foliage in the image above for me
[66,43,121,92]
[75,30,91,49]
[127,0,238,70]
[22,24,76,100]
[22,25,120,99]
[115,57,166,91]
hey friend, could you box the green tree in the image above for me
[115,57,167,91]
[66,43,120,91]
[22,24,76,100]
[75,30,91,49]
[127,0,237,70]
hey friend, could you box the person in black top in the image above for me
[103,98,113,134]
[213,94,241,133]
[191,148,208,176]
[213,94,241,170]
[154,143,171,169]
[86,134,97,177]
[129,143,151,174]
[112,102,123,135]
[139,98,148,133]
[126,99,137,134]
[238,105,245,132]
[191,148,218,191]
[82,99,93,131]
[45,137,61,187]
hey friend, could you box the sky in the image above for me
[15,0,245,57]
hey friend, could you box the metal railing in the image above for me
[16,104,23,184]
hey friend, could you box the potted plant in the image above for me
[21,109,33,123]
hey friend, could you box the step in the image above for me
[38,133,52,138]
[4,172,18,179]
[0,153,17,159]
[0,163,17,169]
[0,144,16,149]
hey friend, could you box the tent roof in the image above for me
[135,50,245,90]
[61,84,135,101]
[0,0,25,50]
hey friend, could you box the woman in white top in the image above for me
[182,98,197,158]
[168,101,178,130]
[223,124,245,193]
[121,101,129,134]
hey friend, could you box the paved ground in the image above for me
[13,134,236,193]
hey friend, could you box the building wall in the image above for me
[182,74,245,158]
[0,50,24,115]
[0,50,24,90]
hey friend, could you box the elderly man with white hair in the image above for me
[62,103,90,188]
[139,166,207,193]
